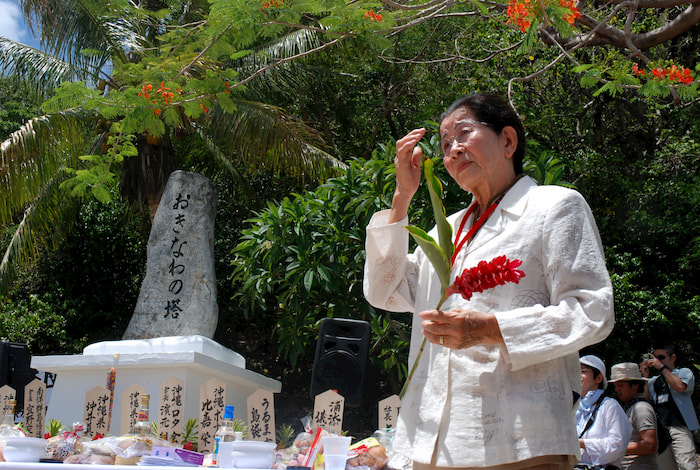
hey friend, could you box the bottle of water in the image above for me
[213,405,235,467]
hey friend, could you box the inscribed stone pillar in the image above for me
[123,170,218,339]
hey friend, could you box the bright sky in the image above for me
[0,0,41,49]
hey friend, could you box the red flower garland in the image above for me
[445,255,525,301]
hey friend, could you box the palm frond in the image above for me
[0,110,94,225]
[0,38,74,96]
[19,0,145,73]
[0,177,81,294]
[194,127,245,183]
[205,99,345,182]
[237,29,323,100]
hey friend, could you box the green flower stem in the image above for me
[398,290,448,399]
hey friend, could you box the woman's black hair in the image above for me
[582,364,606,390]
[439,93,525,175]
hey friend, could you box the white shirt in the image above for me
[577,390,633,466]
[363,176,614,467]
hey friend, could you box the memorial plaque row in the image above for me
[0,376,401,451]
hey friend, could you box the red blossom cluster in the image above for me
[156,82,175,104]
[632,63,645,76]
[446,255,525,301]
[138,83,153,99]
[666,65,693,84]
[506,0,580,33]
[635,64,694,84]
[261,0,282,9]
[506,0,532,32]
[364,10,383,22]
[559,0,581,24]
[139,81,178,117]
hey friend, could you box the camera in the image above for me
[642,353,654,362]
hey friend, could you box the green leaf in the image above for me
[469,0,489,15]
[90,185,112,203]
[424,158,454,265]
[572,64,596,73]
[303,270,314,291]
[405,226,451,289]
[518,20,539,54]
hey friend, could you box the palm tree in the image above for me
[0,0,346,294]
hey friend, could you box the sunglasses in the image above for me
[656,354,667,360]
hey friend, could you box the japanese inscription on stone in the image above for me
[312,389,344,435]
[247,390,275,442]
[158,377,185,444]
[83,385,110,439]
[123,171,218,339]
[120,384,146,435]
[198,378,225,453]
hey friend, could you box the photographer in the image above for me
[640,345,699,470]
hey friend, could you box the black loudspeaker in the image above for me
[0,341,34,415]
[310,318,370,407]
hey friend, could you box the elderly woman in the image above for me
[363,93,615,470]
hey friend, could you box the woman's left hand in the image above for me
[420,308,504,349]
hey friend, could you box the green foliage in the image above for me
[230,154,391,367]
[599,250,700,364]
[182,418,199,450]
[276,423,296,449]
[1,192,146,347]
[523,140,574,187]
[45,419,65,437]
[230,144,413,380]
[0,78,42,141]
[0,293,83,355]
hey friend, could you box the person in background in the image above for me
[576,355,633,470]
[641,345,699,470]
[609,362,659,470]
[363,93,615,470]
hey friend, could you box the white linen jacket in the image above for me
[363,176,614,467]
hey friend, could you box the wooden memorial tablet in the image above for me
[312,389,344,434]
[247,389,275,442]
[120,384,147,435]
[198,378,225,453]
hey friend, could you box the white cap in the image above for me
[580,355,607,389]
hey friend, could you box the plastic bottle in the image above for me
[213,405,235,466]
[132,394,151,436]
[0,399,23,437]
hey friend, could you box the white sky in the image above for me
[0,0,41,48]
[0,1,27,42]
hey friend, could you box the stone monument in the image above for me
[32,171,282,432]
[123,170,218,339]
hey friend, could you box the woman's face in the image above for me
[580,365,603,395]
[440,107,514,196]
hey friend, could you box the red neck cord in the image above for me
[450,195,504,266]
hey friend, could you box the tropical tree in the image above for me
[0,0,352,293]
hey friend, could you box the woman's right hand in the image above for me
[389,128,425,223]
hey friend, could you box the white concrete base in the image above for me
[31,335,281,434]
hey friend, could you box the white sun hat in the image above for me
[580,355,608,389]
[609,362,649,383]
